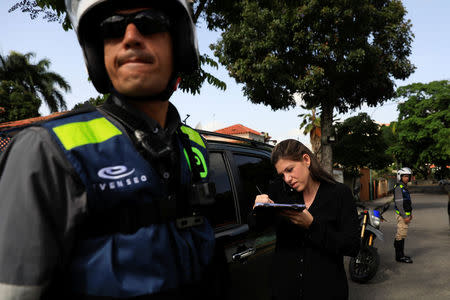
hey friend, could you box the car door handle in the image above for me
[232,247,256,262]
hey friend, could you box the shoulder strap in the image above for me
[100,99,202,183]
[100,99,146,132]
[99,100,172,159]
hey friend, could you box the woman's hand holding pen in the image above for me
[253,194,274,209]
[279,209,314,229]
[253,185,274,209]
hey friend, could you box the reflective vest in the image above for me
[41,109,215,297]
[393,183,412,217]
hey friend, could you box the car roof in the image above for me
[198,129,274,153]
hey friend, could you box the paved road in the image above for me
[346,193,450,300]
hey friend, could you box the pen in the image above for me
[256,185,263,194]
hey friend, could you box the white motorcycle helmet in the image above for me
[65,0,199,94]
[397,167,412,182]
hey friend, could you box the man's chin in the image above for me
[116,85,166,99]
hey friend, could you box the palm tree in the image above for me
[298,106,322,161]
[0,51,70,114]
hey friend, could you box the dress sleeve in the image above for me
[0,127,86,299]
[306,183,360,257]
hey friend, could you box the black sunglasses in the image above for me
[99,9,171,39]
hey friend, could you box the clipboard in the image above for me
[253,202,306,212]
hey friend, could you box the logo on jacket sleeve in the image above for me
[192,148,207,178]
[183,148,208,178]
[98,165,136,179]
[97,165,148,191]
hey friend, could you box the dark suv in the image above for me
[200,130,277,300]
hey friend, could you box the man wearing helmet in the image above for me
[0,0,222,299]
[393,167,414,263]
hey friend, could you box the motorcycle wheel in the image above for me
[349,246,380,283]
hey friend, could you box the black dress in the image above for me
[249,179,360,300]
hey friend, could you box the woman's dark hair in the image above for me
[271,139,336,184]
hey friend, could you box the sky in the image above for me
[1,0,449,148]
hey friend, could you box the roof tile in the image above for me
[215,124,262,136]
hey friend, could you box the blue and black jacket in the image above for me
[44,107,215,297]
[393,182,412,218]
[0,101,216,299]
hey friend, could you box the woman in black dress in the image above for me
[251,139,360,300]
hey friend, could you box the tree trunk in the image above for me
[320,103,334,175]
[310,128,322,162]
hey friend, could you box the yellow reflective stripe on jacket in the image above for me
[52,117,122,150]
[180,126,205,148]
[396,210,411,216]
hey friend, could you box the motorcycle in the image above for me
[348,201,390,283]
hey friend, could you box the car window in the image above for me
[233,154,276,220]
[208,151,238,228]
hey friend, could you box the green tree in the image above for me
[380,121,399,166]
[72,94,109,110]
[209,0,414,173]
[0,81,41,122]
[0,51,69,116]
[14,1,416,174]
[333,112,392,175]
[380,122,397,148]
[389,80,450,179]
[298,107,321,160]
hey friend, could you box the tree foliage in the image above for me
[211,0,415,110]
[0,81,41,122]
[299,107,321,136]
[380,121,397,148]
[178,53,226,95]
[333,112,392,175]
[388,80,450,179]
[0,51,69,121]
[9,0,70,30]
[298,106,321,159]
[208,0,414,172]
[72,94,109,110]
[11,1,417,173]
[380,121,398,166]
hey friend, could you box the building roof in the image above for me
[215,124,262,136]
[0,111,68,132]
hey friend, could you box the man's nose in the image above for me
[122,23,144,47]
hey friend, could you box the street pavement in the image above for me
[346,193,450,300]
